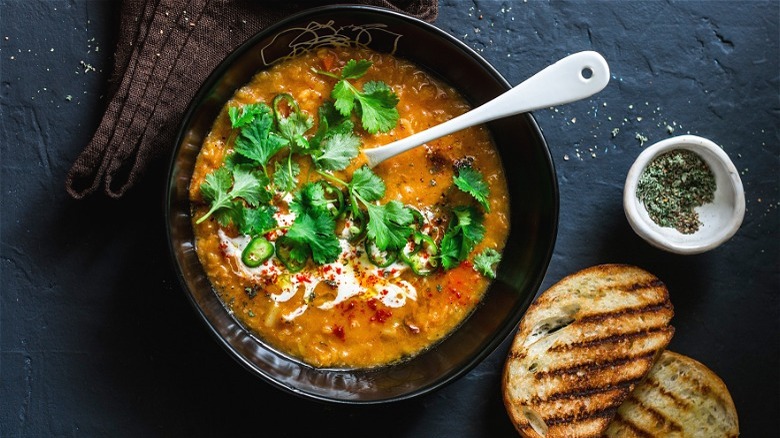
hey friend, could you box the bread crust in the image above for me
[502,264,674,438]
[604,350,739,437]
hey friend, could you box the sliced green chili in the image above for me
[317,180,346,218]
[409,207,426,229]
[241,236,274,267]
[365,239,398,268]
[274,236,309,272]
[400,232,439,276]
[345,210,368,243]
[405,252,438,276]
[272,93,301,122]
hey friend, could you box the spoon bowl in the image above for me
[363,51,610,167]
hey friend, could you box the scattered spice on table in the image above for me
[636,149,717,234]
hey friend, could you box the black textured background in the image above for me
[1,1,778,436]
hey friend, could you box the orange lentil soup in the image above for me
[190,47,510,368]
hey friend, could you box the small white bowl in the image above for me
[623,135,745,254]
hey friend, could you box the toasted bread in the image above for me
[604,350,739,437]
[502,264,675,438]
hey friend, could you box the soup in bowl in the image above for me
[167,5,557,402]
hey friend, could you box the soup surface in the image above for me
[190,47,510,368]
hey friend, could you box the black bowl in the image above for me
[166,5,558,403]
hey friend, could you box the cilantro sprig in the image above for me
[286,213,341,265]
[319,165,414,251]
[454,167,491,212]
[365,200,415,251]
[312,131,361,171]
[272,93,313,152]
[290,182,331,217]
[229,103,267,129]
[196,166,270,225]
[272,160,300,193]
[439,206,486,270]
[473,247,502,279]
[347,165,386,206]
[318,59,399,134]
[236,204,277,236]
[233,103,289,176]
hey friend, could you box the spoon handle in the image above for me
[365,51,610,167]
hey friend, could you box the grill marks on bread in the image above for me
[502,264,674,438]
[604,351,739,438]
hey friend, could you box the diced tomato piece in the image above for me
[321,52,337,71]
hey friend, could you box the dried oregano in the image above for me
[636,149,716,234]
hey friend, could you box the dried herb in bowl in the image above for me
[636,149,716,234]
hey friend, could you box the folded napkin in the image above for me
[66,0,438,199]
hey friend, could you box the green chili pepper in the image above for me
[346,210,368,243]
[418,232,438,255]
[272,93,302,123]
[274,236,309,272]
[317,180,346,218]
[405,252,438,276]
[241,236,274,267]
[400,231,439,276]
[365,239,398,268]
[409,207,426,229]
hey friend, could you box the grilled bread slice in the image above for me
[604,350,739,437]
[502,264,674,438]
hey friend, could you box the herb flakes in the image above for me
[636,149,716,234]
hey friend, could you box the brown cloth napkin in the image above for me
[66,0,438,199]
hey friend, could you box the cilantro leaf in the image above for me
[349,165,385,202]
[355,81,400,134]
[312,131,360,171]
[273,160,299,193]
[277,111,313,151]
[229,103,267,128]
[234,107,289,172]
[365,200,414,251]
[196,166,269,224]
[214,201,242,227]
[473,247,502,279]
[290,183,329,217]
[307,101,360,171]
[439,232,464,270]
[286,213,341,264]
[199,167,232,209]
[322,59,400,134]
[230,166,266,207]
[340,59,372,80]
[454,167,491,212]
[310,102,352,148]
[452,206,485,245]
[439,206,485,269]
[236,204,277,236]
[332,80,357,117]
[222,151,255,170]
[273,94,313,151]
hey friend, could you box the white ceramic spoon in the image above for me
[363,51,610,167]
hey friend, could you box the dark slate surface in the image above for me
[1,1,777,436]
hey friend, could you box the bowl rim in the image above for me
[165,4,558,403]
[623,134,745,254]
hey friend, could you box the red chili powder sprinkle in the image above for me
[371,309,392,323]
[340,301,356,314]
[332,325,346,341]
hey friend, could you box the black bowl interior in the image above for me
[166,5,558,403]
